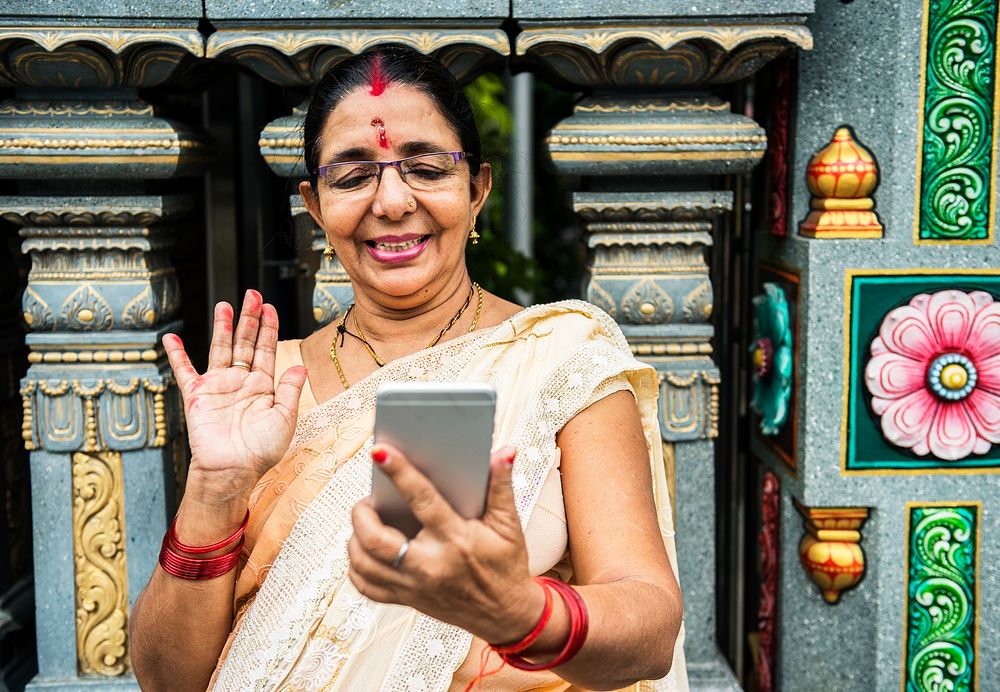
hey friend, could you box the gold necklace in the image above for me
[329,282,483,389]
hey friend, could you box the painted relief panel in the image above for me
[843,272,1000,473]
[753,265,800,471]
[916,0,999,243]
[904,503,979,692]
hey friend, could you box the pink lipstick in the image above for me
[365,234,430,264]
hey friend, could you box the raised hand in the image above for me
[347,445,545,646]
[164,290,308,512]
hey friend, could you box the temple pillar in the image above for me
[0,22,206,689]
[519,16,812,688]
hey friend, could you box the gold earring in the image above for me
[406,197,416,210]
[469,219,480,245]
[323,244,335,258]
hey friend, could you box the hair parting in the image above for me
[303,46,483,191]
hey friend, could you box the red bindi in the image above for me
[371,117,390,149]
[368,55,389,96]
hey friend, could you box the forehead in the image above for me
[318,84,462,159]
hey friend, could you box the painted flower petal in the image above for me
[753,295,775,341]
[926,289,977,351]
[865,352,926,400]
[773,344,793,384]
[878,303,936,363]
[977,353,1000,395]
[765,284,790,346]
[870,335,888,356]
[877,388,938,452]
[928,403,978,461]
[761,378,788,435]
[966,293,1000,363]
[965,388,1000,445]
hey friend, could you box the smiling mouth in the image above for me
[366,235,429,252]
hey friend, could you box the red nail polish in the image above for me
[372,448,388,464]
[506,453,516,465]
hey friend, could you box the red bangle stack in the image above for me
[492,578,555,656]
[497,576,590,672]
[158,511,249,581]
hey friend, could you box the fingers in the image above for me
[348,504,408,601]
[162,333,198,395]
[481,447,521,535]
[231,289,262,367]
[371,444,463,535]
[252,303,280,377]
[273,365,308,421]
[206,302,234,370]
[351,502,410,570]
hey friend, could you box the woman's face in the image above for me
[302,83,491,304]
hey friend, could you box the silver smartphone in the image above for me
[372,382,497,538]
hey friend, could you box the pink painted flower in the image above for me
[864,290,1000,461]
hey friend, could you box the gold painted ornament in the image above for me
[799,127,883,239]
[794,501,870,604]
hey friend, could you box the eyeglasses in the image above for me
[315,151,471,194]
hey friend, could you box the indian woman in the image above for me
[129,46,686,691]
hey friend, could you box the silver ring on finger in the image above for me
[390,540,410,568]
[232,360,252,370]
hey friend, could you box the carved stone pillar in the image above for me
[208,26,511,325]
[0,23,205,689]
[521,18,812,688]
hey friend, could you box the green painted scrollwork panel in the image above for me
[905,504,978,692]
[918,0,998,242]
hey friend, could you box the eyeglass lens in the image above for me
[322,153,462,193]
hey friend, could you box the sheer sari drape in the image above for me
[209,300,687,691]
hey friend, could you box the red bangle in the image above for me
[498,577,589,672]
[158,511,249,580]
[168,511,249,554]
[159,535,243,580]
[491,577,554,655]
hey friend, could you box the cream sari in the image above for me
[210,300,687,691]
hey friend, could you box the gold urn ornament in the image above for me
[799,126,883,238]
[794,501,870,604]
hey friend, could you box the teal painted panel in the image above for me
[905,504,978,692]
[845,273,1000,471]
[917,0,998,242]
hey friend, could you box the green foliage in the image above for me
[464,74,540,303]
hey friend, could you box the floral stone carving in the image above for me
[865,289,1000,461]
[751,283,792,435]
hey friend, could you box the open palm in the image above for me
[164,290,308,501]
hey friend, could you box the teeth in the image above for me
[375,237,423,252]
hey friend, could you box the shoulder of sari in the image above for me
[488,299,631,353]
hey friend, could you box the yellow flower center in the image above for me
[940,363,969,391]
[753,346,765,371]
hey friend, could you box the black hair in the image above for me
[303,46,483,191]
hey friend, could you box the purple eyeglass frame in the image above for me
[315,151,471,182]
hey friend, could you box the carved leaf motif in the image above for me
[61,284,114,331]
[72,450,129,676]
[313,286,345,327]
[621,279,673,324]
[585,280,618,318]
[905,506,977,691]
[22,285,54,331]
[122,286,156,329]
[682,280,714,322]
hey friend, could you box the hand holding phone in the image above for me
[372,382,497,538]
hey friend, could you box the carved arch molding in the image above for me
[0,23,812,89]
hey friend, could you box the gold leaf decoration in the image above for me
[72,450,130,676]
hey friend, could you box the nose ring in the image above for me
[406,197,416,210]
